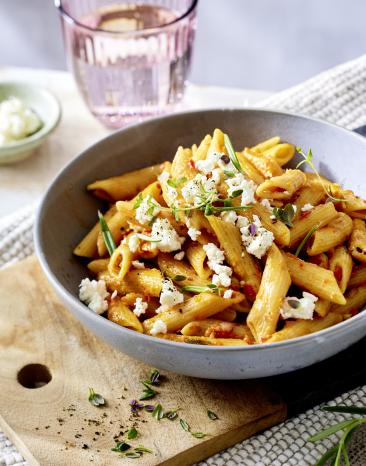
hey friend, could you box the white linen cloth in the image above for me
[2,55,366,465]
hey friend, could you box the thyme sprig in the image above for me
[224,133,244,175]
[97,211,116,256]
[296,147,344,203]
[295,225,318,257]
[309,404,366,466]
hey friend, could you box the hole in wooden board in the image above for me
[17,363,52,389]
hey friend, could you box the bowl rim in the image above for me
[0,81,62,150]
[34,107,366,352]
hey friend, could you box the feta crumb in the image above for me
[280,292,318,320]
[301,203,314,212]
[128,234,140,253]
[181,174,217,206]
[292,204,297,213]
[220,210,238,224]
[226,173,257,206]
[79,278,109,314]
[174,251,185,260]
[203,243,232,287]
[135,195,161,224]
[157,278,184,313]
[158,171,170,183]
[150,319,168,336]
[223,289,233,299]
[187,226,201,241]
[211,168,222,185]
[238,215,274,259]
[167,184,178,200]
[151,218,182,252]
[111,290,118,299]
[132,260,145,269]
[133,297,148,317]
[195,151,223,174]
[260,199,272,212]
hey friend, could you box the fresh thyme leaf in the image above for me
[173,275,187,282]
[136,233,161,243]
[323,405,366,415]
[224,199,232,207]
[230,189,243,198]
[149,369,161,385]
[165,410,179,421]
[97,211,116,256]
[191,432,207,439]
[295,225,318,257]
[204,204,214,216]
[125,451,142,458]
[133,193,144,209]
[152,403,164,420]
[167,177,187,188]
[181,284,220,294]
[139,384,158,401]
[134,445,153,454]
[272,204,296,228]
[88,387,105,407]
[207,410,219,420]
[180,418,190,432]
[224,134,243,174]
[127,427,138,439]
[223,170,235,178]
[112,441,131,452]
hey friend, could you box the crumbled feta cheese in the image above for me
[292,204,297,213]
[211,168,222,185]
[280,292,318,320]
[111,290,118,299]
[132,260,145,269]
[167,184,178,200]
[135,195,161,224]
[79,278,109,314]
[220,210,238,224]
[174,251,185,261]
[181,174,217,206]
[223,289,233,299]
[195,152,221,174]
[187,227,201,241]
[133,297,148,317]
[226,173,257,206]
[238,215,274,259]
[260,199,272,212]
[0,97,42,145]
[150,319,168,336]
[301,203,314,212]
[158,171,170,183]
[157,278,184,313]
[203,243,232,287]
[150,218,183,252]
[128,234,140,253]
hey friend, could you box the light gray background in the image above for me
[1,0,365,90]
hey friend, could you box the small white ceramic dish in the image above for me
[0,82,61,164]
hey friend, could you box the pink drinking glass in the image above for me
[55,0,198,128]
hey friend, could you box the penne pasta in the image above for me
[329,246,353,293]
[100,268,163,297]
[186,243,212,279]
[250,136,281,154]
[157,253,210,287]
[108,301,144,333]
[349,219,366,263]
[256,169,306,200]
[262,143,295,167]
[348,264,366,289]
[181,319,253,342]
[243,147,283,178]
[171,146,196,180]
[338,189,366,219]
[331,286,366,316]
[159,334,248,346]
[192,134,212,162]
[87,258,109,274]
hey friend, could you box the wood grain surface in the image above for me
[0,256,287,465]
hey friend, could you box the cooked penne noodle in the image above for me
[262,143,295,167]
[213,309,237,322]
[348,265,366,289]
[207,215,262,296]
[186,243,212,279]
[256,169,306,200]
[171,146,196,180]
[331,286,366,315]
[100,268,163,297]
[306,213,353,256]
[308,253,329,269]
[289,202,338,248]
[160,334,248,346]
[236,152,265,184]
[108,301,144,333]
[97,210,130,257]
[329,246,353,293]
[87,164,162,201]
[247,244,291,343]
[338,189,366,219]
[349,219,366,263]
[243,147,283,178]
[87,258,109,274]
[250,136,281,154]
[181,319,253,342]
[314,299,331,317]
[157,253,210,287]
[108,243,133,281]
[293,184,325,221]
[192,134,212,162]
[284,253,346,304]
[143,292,243,334]
[266,313,342,343]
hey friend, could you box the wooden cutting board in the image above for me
[0,256,287,466]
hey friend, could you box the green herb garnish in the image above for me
[136,233,161,243]
[230,189,243,198]
[112,441,131,452]
[309,404,366,466]
[207,410,219,420]
[191,432,207,439]
[224,133,244,174]
[272,204,296,228]
[152,403,164,421]
[295,225,318,257]
[181,284,221,295]
[165,410,179,421]
[180,418,190,432]
[97,211,116,256]
[139,382,158,401]
[134,445,153,454]
[223,170,235,178]
[167,177,187,188]
[127,427,138,440]
[133,193,143,209]
[173,275,187,282]
[88,387,105,407]
[144,369,161,385]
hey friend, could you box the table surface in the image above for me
[0,67,272,217]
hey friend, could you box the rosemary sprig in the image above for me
[309,405,366,466]
[224,133,244,174]
[181,284,221,295]
[295,225,318,257]
[207,410,219,420]
[98,211,116,256]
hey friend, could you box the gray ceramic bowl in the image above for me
[35,109,366,379]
